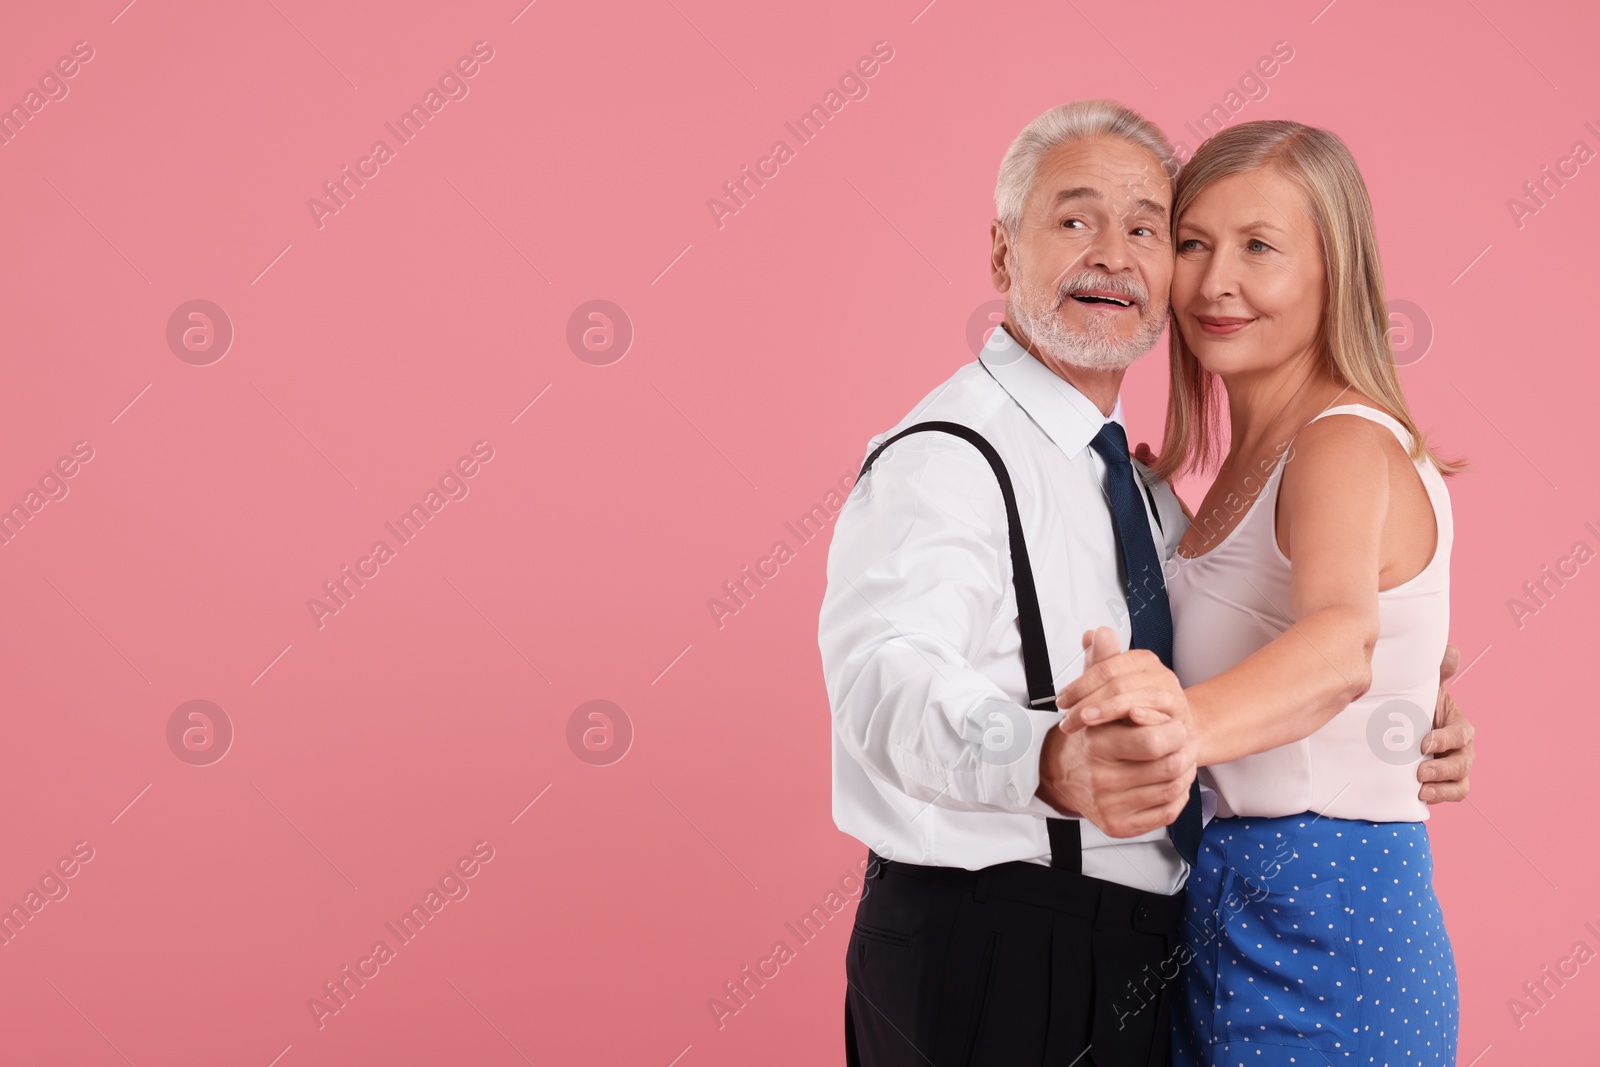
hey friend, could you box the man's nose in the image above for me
[1086,226,1136,274]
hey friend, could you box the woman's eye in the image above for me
[1247,238,1272,253]
[1177,238,1201,252]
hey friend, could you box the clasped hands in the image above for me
[1036,626,1196,838]
[1037,626,1476,838]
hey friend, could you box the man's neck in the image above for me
[1003,317,1126,416]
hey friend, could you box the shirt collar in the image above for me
[979,323,1123,459]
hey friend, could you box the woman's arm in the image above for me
[1059,416,1396,766]
[1183,415,1387,766]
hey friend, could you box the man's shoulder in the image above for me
[867,361,1012,453]
[840,361,1016,516]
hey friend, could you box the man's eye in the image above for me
[1131,226,1153,237]
[1061,218,1086,229]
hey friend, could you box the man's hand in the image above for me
[1037,627,1197,838]
[1418,642,1475,803]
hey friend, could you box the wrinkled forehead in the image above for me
[1028,137,1173,218]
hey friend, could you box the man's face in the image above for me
[990,136,1175,373]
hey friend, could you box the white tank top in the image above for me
[1166,404,1452,822]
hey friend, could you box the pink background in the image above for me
[0,0,1594,1063]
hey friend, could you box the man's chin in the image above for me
[1038,331,1159,373]
[1009,301,1167,373]
[1046,347,1149,373]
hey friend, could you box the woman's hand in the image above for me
[1057,627,1185,732]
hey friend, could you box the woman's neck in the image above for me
[1220,353,1350,459]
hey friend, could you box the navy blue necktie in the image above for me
[1088,421,1204,868]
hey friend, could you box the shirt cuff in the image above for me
[972,698,1075,817]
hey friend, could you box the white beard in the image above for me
[1009,273,1169,372]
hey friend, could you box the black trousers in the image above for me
[844,851,1185,1067]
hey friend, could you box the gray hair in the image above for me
[994,99,1176,233]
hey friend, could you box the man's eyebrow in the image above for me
[1049,186,1168,220]
[1050,186,1103,207]
[1131,197,1169,220]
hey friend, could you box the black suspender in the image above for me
[857,421,1082,872]
[1141,474,1164,536]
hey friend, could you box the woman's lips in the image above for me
[1195,314,1254,335]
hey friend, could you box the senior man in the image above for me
[818,99,1475,1067]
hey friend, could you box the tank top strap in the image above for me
[1304,403,1413,450]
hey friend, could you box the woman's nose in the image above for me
[1196,253,1238,301]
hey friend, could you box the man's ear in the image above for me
[989,220,1013,293]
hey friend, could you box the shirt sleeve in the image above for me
[819,433,1070,818]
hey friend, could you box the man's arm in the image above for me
[822,437,1196,826]
[820,435,1067,817]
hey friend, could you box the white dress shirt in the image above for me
[820,325,1195,896]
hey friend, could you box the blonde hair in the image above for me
[995,99,1175,234]
[1152,120,1464,480]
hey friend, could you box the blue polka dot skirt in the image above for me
[1170,814,1458,1066]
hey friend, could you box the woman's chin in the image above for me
[1188,348,1236,377]
[1187,344,1268,379]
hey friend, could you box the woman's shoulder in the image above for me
[1293,393,1409,454]
[1279,396,1406,509]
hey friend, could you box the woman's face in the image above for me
[1171,167,1326,378]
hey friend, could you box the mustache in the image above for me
[1053,271,1149,307]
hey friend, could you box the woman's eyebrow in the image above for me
[1176,219,1286,234]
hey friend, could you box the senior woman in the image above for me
[1063,118,1464,1065]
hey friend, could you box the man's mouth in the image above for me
[1067,289,1137,308]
